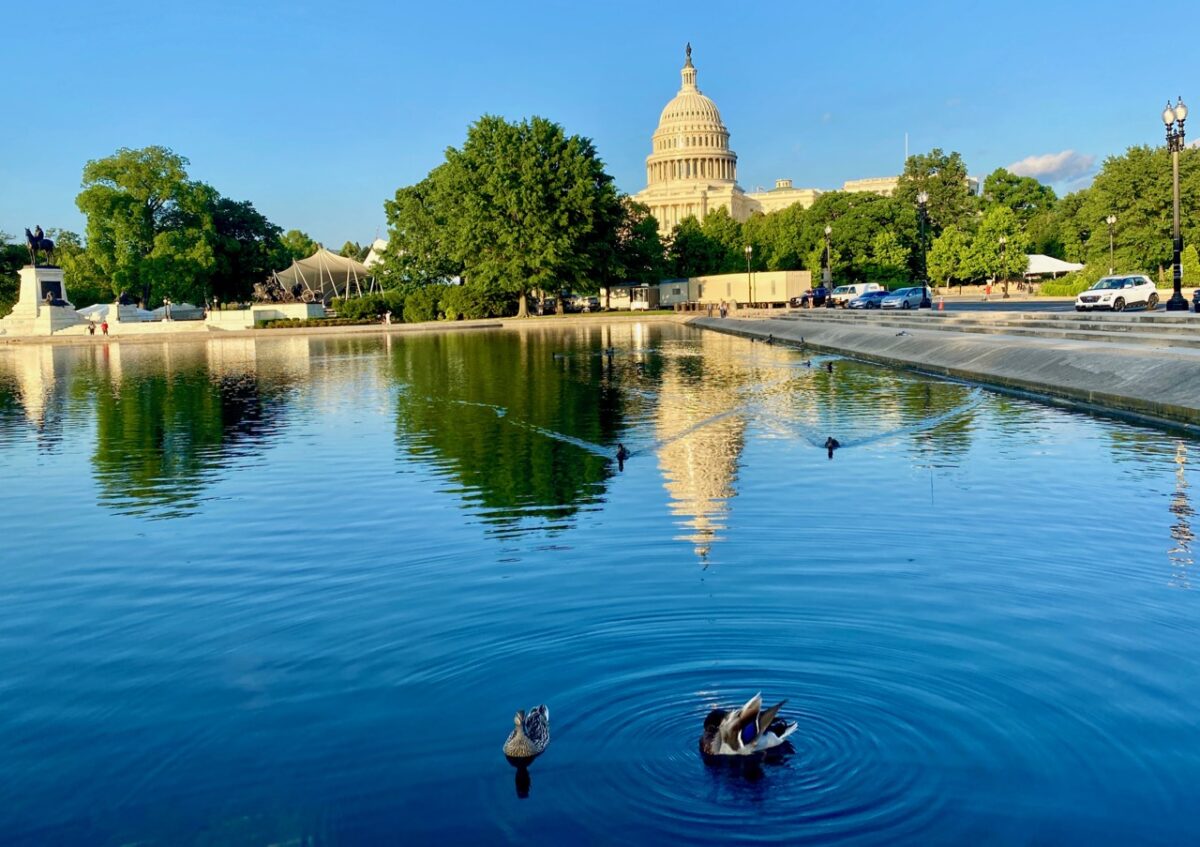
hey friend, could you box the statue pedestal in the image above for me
[0,266,84,336]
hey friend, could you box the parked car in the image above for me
[881,287,927,310]
[1074,275,1158,312]
[1194,289,1200,312]
[829,282,883,307]
[581,296,601,312]
[791,286,828,308]
[848,290,889,310]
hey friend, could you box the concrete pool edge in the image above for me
[691,315,1200,433]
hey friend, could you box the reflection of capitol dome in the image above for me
[654,333,746,562]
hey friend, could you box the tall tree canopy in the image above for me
[379,115,624,316]
[894,148,976,234]
[74,146,291,305]
[76,146,216,304]
[280,229,319,262]
[982,167,1057,224]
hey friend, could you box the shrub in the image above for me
[332,293,389,320]
[403,287,439,323]
[1039,264,1105,297]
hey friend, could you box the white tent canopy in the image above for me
[76,303,155,322]
[270,247,378,301]
[1025,254,1084,277]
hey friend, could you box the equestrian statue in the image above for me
[25,226,55,267]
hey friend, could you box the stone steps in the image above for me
[771,310,1200,349]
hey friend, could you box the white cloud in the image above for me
[1007,150,1096,182]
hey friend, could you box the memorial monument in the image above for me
[0,225,85,336]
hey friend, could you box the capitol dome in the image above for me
[645,45,738,189]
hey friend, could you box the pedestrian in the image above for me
[88,321,95,336]
[384,310,392,325]
[101,319,109,336]
[984,281,992,302]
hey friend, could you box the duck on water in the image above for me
[699,693,797,758]
[503,704,550,768]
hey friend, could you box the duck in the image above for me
[616,443,630,462]
[602,346,617,356]
[504,705,550,767]
[699,693,797,757]
[552,352,568,361]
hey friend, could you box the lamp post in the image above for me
[1163,97,1189,311]
[744,244,754,307]
[1106,214,1117,274]
[999,235,1009,298]
[822,224,832,306]
[916,190,930,283]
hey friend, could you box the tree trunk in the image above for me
[517,289,528,318]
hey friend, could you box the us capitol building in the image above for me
[634,45,902,233]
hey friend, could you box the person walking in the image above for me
[101,319,109,337]
[88,321,95,336]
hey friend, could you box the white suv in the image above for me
[1075,275,1159,312]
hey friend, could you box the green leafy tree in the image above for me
[698,207,745,273]
[280,229,318,262]
[207,197,286,303]
[382,115,622,317]
[0,239,27,314]
[967,206,1028,294]
[75,146,216,304]
[928,225,972,290]
[744,203,807,271]
[1024,210,1065,258]
[339,240,368,261]
[865,230,909,287]
[667,216,726,278]
[803,191,917,284]
[1072,145,1200,279]
[894,148,977,234]
[377,165,463,290]
[609,199,664,287]
[44,229,110,307]
[1182,244,1200,287]
[982,168,1057,224]
[1051,191,1091,263]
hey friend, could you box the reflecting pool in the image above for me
[0,323,1197,845]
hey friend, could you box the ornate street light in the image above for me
[999,235,1009,299]
[822,225,833,306]
[744,244,754,306]
[1163,96,1189,311]
[916,190,930,304]
[1106,214,1117,274]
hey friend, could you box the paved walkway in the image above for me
[692,312,1200,431]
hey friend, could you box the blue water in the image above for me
[0,324,1196,845]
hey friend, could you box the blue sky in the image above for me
[2,0,1196,247]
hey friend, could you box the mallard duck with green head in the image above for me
[699,693,797,757]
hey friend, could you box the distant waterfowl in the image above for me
[552,352,568,361]
[766,334,774,345]
[826,362,834,373]
[603,346,616,356]
[804,360,812,367]
[825,436,840,459]
[699,693,797,757]
[504,705,550,767]
[895,330,910,337]
[616,444,630,462]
